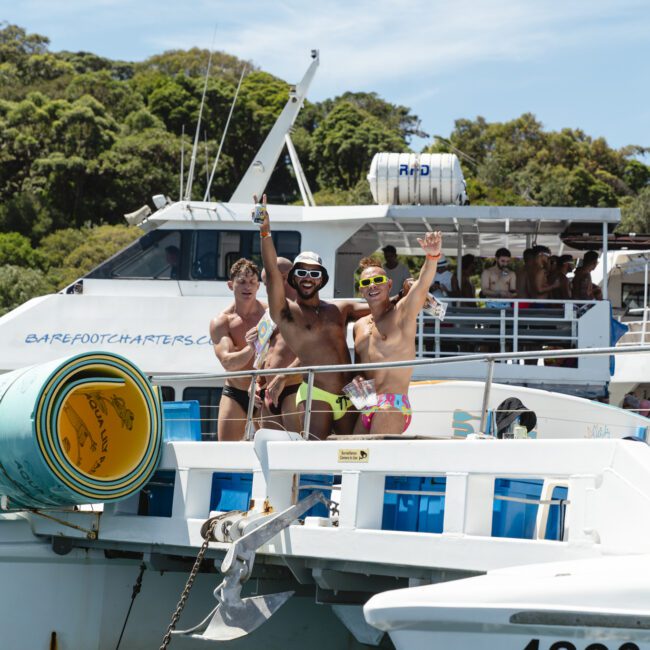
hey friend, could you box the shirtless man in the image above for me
[353,231,442,434]
[255,258,302,432]
[256,195,369,439]
[528,245,560,301]
[572,250,599,300]
[481,247,517,299]
[209,258,266,441]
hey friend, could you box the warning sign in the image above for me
[338,449,369,463]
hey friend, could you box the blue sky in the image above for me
[3,0,649,152]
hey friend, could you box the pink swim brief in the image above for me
[360,393,412,432]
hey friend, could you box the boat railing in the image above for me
[618,307,650,345]
[162,344,650,441]
[416,297,598,358]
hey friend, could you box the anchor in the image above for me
[172,489,329,642]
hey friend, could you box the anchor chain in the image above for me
[159,514,225,650]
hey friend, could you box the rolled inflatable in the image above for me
[0,352,162,509]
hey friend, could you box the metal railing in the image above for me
[157,344,650,440]
[416,298,598,357]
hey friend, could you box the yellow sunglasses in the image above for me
[359,274,388,287]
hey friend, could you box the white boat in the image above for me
[0,52,649,650]
[365,554,650,649]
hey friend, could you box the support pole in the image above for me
[479,359,495,435]
[602,222,609,301]
[302,370,315,440]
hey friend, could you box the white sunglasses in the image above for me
[294,269,322,279]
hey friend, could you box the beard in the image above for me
[296,284,320,300]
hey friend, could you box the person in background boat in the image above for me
[256,194,370,439]
[381,245,412,295]
[452,253,476,299]
[353,231,443,434]
[209,258,266,441]
[623,393,650,417]
[572,250,600,300]
[516,248,535,300]
[528,245,561,302]
[165,245,180,280]
[254,258,303,432]
[481,248,516,301]
[430,256,453,298]
[553,254,574,300]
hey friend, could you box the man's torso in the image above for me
[278,300,352,393]
[223,302,266,389]
[354,307,415,394]
[483,266,514,296]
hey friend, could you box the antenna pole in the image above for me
[180,124,185,201]
[184,30,216,201]
[204,65,247,201]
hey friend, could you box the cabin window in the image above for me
[622,283,649,311]
[113,231,181,279]
[191,230,301,280]
[159,386,175,401]
[250,231,301,269]
[85,229,301,281]
[183,386,222,440]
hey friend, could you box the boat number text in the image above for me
[524,641,640,650]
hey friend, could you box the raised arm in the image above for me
[400,231,443,319]
[209,315,255,371]
[256,194,289,323]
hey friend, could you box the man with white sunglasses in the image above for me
[256,195,369,439]
[353,231,443,434]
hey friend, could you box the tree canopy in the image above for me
[0,22,648,315]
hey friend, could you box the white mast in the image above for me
[229,50,319,204]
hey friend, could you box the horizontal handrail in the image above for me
[154,344,650,382]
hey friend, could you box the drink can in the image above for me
[253,203,268,225]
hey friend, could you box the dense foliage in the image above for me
[0,22,648,314]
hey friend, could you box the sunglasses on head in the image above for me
[359,274,388,287]
[294,268,322,279]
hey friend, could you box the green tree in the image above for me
[51,224,141,289]
[312,101,406,189]
[0,264,53,316]
[0,232,38,266]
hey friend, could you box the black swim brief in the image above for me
[221,385,250,413]
[260,383,300,416]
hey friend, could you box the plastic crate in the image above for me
[382,476,422,532]
[162,400,201,442]
[492,479,566,540]
[210,472,253,512]
[298,474,334,518]
[417,477,446,533]
[138,470,175,517]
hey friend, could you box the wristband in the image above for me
[260,231,271,238]
[427,253,441,260]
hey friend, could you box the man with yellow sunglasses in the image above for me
[353,231,443,434]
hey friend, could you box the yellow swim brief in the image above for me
[296,382,351,421]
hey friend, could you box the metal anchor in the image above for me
[173,490,328,642]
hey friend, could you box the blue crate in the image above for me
[210,472,253,512]
[544,485,568,540]
[492,478,540,539]
[298,474,334,518]
[492,479,567,540]
[382,476,422,532]
[138,470,175,517]
[417,477,446,533]
[162,400,201,442]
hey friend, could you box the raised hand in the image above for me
[417,231,442,258]
[252,193,270,234]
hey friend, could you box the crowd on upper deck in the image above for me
[382,244,603,304]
